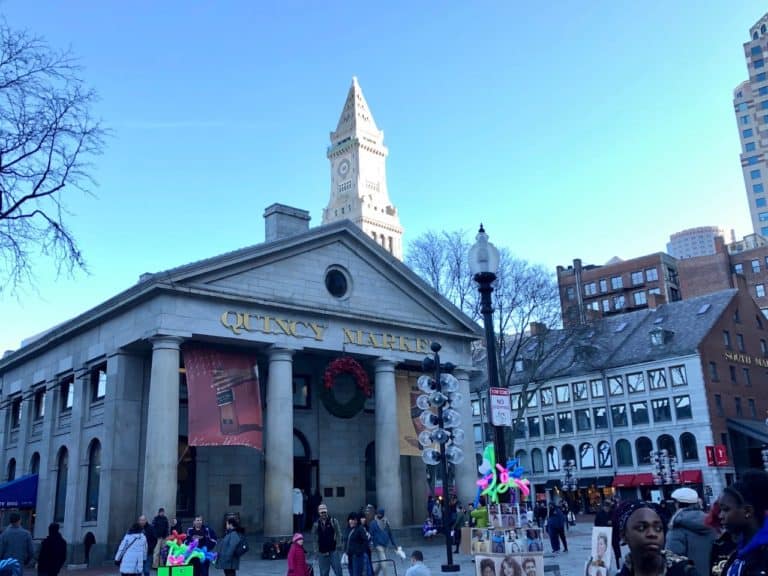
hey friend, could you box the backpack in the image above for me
[233,535,249,557]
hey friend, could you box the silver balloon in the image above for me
[421,448,441,466]
[448,391,463,407]
[416,394,431,411]
[428,391,448,407]
[418,430,434,447]
[450,429,466,446]
[419,410,438,429]
[442,408,462,428]
[432,428,450,444]
[417,375,435,393]
[445,445,464,465]
[440,373,459,393]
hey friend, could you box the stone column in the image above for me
[142,336,183,518]
[264,348,294,537]
[454,369,478,507]
[33,379,58,539]
[374,359,403,526]
[62,366,88,552]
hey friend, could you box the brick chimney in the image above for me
[529,322,548,336]
[264,204,311,243]
[648,292,667,309]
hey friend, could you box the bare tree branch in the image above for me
[0,19,106,293]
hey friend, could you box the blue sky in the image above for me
[1,1,766,352]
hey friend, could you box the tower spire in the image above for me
[323,78,403,259]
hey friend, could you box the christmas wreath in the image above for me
[321,357,372,418]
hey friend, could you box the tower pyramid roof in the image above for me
[333,76,380,139]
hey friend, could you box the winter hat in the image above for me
[671,487,699,504]
[377,509,385,516]
[318,504,328,513]
[292,533,304,544]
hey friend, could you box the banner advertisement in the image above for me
[396,371,429,456]
[183,346,263,450]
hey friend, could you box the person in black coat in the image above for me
[546,504,568,553]
[37,523,66,576]
[719,470,768,576]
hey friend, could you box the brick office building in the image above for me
[557,254,681,328]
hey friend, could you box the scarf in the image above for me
[726,514,768,576]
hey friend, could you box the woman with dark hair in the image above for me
[344,513,369,576]
[613,500,696,576]
[719,470,768,576]
[500,555,522,576]
[480,558,496,576]
[37,523,67,576]
[114,523,147,576]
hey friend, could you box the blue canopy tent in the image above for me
[0,475,38,509]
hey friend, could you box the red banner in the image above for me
[183,347,263,450]
[714,444,729,466]
[705,446,716,467]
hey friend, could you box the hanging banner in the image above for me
[396,371,427,456]
[183,346,263,450]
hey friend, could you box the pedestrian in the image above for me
[666,487,715,576]
[704,501,735,576]
[215,517,243,576]
[369,507,397,576]
[186,516,217,576]
[405,550,431,576]
[37,523,66,576]
[137,515,156,576]
[719,470,768,576]
[114,523,147,576]
[170,518,183,535]
[344,512,369,576]
[293,488,305,533]
[287,533,312,576]
[471,499,489,529]
[614,500,695,576]
[151,507,170,569]
[312,504,343,576]
[452,504,467,553]
[546,504,568,553]
[0,513,33,575]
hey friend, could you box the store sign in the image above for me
[489,387,512,426]
[705,446,716,467]
[705,445,729,466]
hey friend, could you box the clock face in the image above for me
[337,158,351,178]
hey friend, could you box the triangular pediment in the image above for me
[168,222,480,337]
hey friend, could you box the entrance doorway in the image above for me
[294,429,318,530]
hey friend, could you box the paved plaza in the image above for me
[63,521,601,576]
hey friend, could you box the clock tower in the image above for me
[323,77,403,260]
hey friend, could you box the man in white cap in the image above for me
[666,486,715,576]
[312,503,343,576]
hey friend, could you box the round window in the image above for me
[325,268,349,298]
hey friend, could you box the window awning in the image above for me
[596,476,613,488]
[0,475,38,509]
[632,473,656,487]
[578,477,597,488]
[612,474,635,487]
[544,479,562,489]
[679,470,703,484]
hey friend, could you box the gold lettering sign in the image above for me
[220,310,431,353]
[723,350,768,367]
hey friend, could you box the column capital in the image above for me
[149,335,185,351]
[267,347,296,362]
[373,358,397,373]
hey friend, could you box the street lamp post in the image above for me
[417,341,464,573]
[469,225,506,468]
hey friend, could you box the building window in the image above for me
[759,72,767,81]
[6,459,15,482]
[657,434,676,457]
[741,115,751,125]
[715,394,723,416]
[735,397,743,417]
[30,452,39,475]
[292,376,311,409]
[572,381,588,401]
[747,142,757,152]
[709,361,719,381]
[599,279,608,293]
[590,379,604,398]
[616,439,633,467]
[645,268,658,282]
[9,397,21,430]
[743,367,751,386]
[757,198,766,208]
[627,372,645,393]
[579,443,596,469]
[670,365,687,386]
[601,299,610,312]
[755,184,766,193]
[752,45,764,56]
[540,388,553,406]
[473,425,483,443]
[610,276,623,289]
[652,398,672,422]
[753,259,762,273]
[471,400,481,417]
[736,333,745,352]
[542,414,556,435]
[60,376,74,412]
[546,446,560,471]
[724,330,732,349]
[611,404,628,427]
[527,416,540,437]
[738,102,750,111]
[631,271,643,285]
[584,282,597,296]
[90,363,107,402]
[526,391,537,408]
[593,407,608,430]
[729,365,737,383]
[758,285,766,298]
[33,388,45,420]
[555,385,570,403]
[744,128,754,138]
[575,409,591,431]
[608,375,623,396]
[558,412,573,434]
[636,437,653,464]
[531,449,544,473]
[762,339,768,356]
[674,395,692,419]
[633,291,647,306]
[749,398,757,418]
[85,439,101,521]
[648,368,666,389]
[613,295,626,309]
[680,432,698,461]
[734,263,744,274]
[54,447,68,523]
[565,286,576,301]
[747,156,759,165]
[630,401,649,425]
[751,169,762,179]
[761,86,768,95]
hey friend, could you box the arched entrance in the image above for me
[294,429,318,529]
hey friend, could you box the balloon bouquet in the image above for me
[475,444,531,505]
[162,531,217,569]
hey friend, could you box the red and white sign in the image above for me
[489,387,512,426]
[705,446,716,467]
[714,444,729,466]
